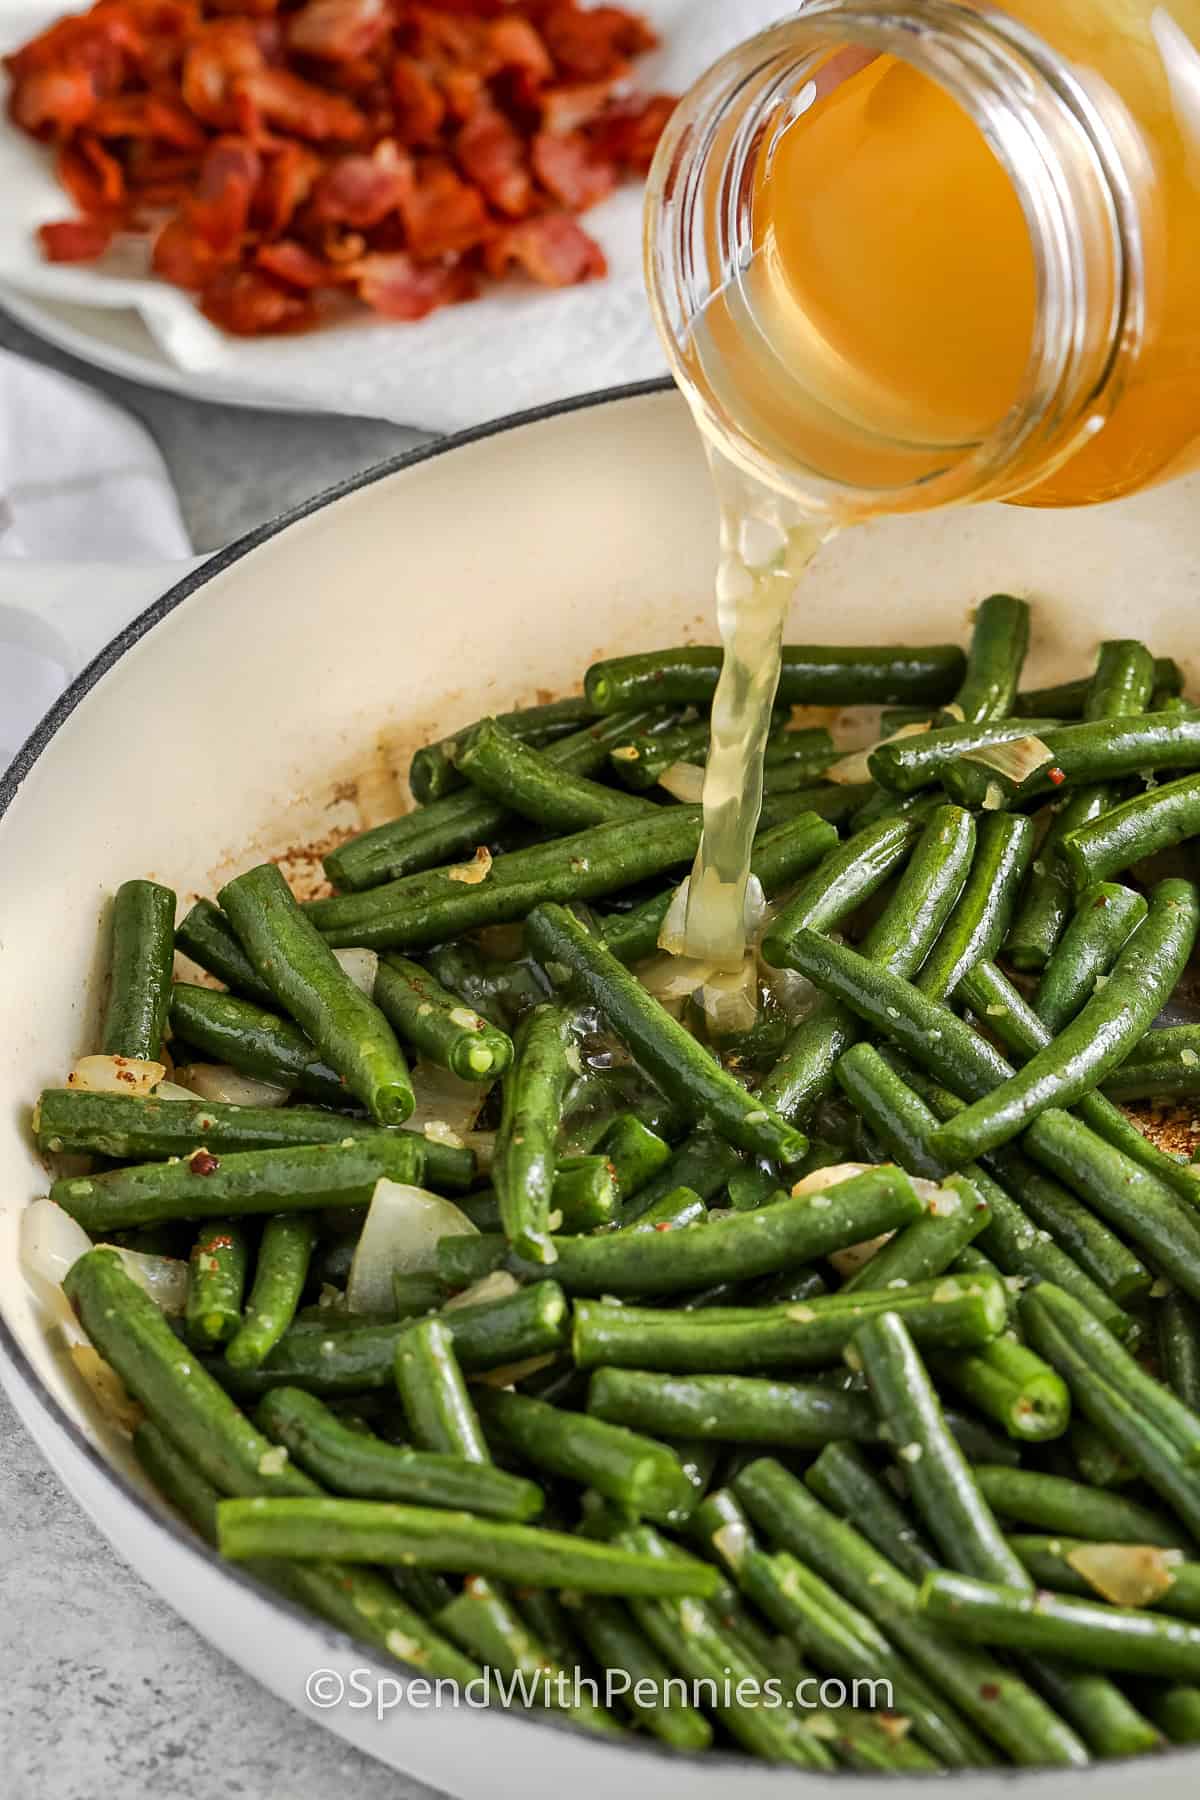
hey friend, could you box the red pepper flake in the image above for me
[653,1222,673,1232]
[1047,767,1067,787]
[189,1148,221,1176]
[979,1683,1001,1701]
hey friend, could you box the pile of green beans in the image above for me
[34,617,1200,1772]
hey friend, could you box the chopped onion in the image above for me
[699,959,759,1035]
[68,1054,164,1097]
[657,761,706,804]
[829,1232,895,1278]
[448,846,493,884]
[1066,1543,1179,1608]
[657,877,692,956]
[21,1198,92,1317]
[97,1245,188,1315]
[153,1079,208,1103]
[760,961,821,1024]
[346,1179,479,1316]
[471,1352,558,1389]
[742,875,768,943]
[638,951,717,1003]
[961,735,1054,786]
[827,720,930,786]
[461,1130,497,1173]
[407,1061,491,1140]
[791,1163,872,1197]
[333,947,380,996]
[444,1270,519,1312]
[70,1343,142,1433]
[174,1064,292,1108]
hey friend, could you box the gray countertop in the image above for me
[0,306,442,1800]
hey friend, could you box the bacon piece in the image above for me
[201,265,317,332]
[38,215,115,260]
[58,135,125,211]
[538,77,618,135]
[255,238,334,287]
[152,211,222,287]
[350,250,476,319]
[487,16,553,85]
[90,92,208,147]
[539,3,655,80]
[8,67,99,138]
[456,101,533,217]
[180,20,263,129]
[312,143,412,227]
[253,140,323,233]
[398,160,491,258]
[589,92,676,173]
[390,58,446,144]
[239,67,366,141]
[531,129,614,210]
[188,136,261,252]
[286,0,390,62]
[486,211,606,286]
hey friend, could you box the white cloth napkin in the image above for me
[0,0,790,430]
[0,350,193,765]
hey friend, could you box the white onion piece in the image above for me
[657,876,692,956]
[1065,1543,1178,1609]
[97,1245,188,1315]
[68,1055,164,1097]
[175,1064,292,1108]
[791,1163,872,1197]
[153,1079,207,1103]
[444,1270,519,1312]
[742,875,768,943]
[638,952,717,1003]
[461,1130,497,1174]
[407,1061,491,1140]
[346,1180,479,1316]
[333,946,380,996]
[829,1232,895,1278]
[657,761,706,804]
[70,1343,142,1433]
[699,959,759,1034]
[21,1198,92,1314]
[961,734,1054,785]
[760,961,821,1024]
[827,720,931,786]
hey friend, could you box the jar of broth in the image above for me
[645,0,1200,519]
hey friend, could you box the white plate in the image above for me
[2,384,1199,1798]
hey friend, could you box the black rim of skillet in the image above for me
[0,374,1182,1780]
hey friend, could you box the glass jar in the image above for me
[645,0,1200,520]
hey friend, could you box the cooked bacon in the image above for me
[486,211,606,286]
[455,100,532,217]
[201,264,317,331]
[38,215,116,259]
[286,0,391,63]
[10,0,669,333]
[312,143,412,227]
[531,128,614,210]
[350,249,476,318]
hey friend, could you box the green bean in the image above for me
[175,898,277,1006]
[972,1464,1187,1546]
[101,879,176,1062]
[1149,1686,1200,1744]
[756,802,978,1124]
[216,1282,569,1396]
[1062,772,1200,888]
[1035,883,1150,1033]
[373,956,512,1082]
[584,644,967,712]
[325,709,666,893]
[253,1387,541,1518]
[390,1272,450,1320]
[65,1249,318,1498]
[919,1568,1200,1681]
[761,799,944,954]
[133,1418,221,1543]
[945,709,1200,810]
[930,1335,1071,1442]
[915,813,1034,1001]
[1008,1537,1200,1619]
[494,1002,578,1264]
[805,1442,938,1581]
[186,1220,250,1349]
[594,1114,671,1200]
[597,811,839,964]
[217,1497,719,1596]
[312,808,705,950]
[562,1595,714,1750]
[456,717,656,829]
[1020,1283,1200,1466]
[474,1388,695,1523]
[933,880,1200,1163]
[52,1135,424,1233]
[220,863,414,1124]
[411,696,595,804]
[940,593,1030,725]
[616,1132,743,1223]
[508,1586,588,1676]
[1071,1416,1138,1489]
[32,1089,474,1192]
[868,718,1059,795]
[440,1165,921,1298]
[571,1272,1006,1373]
[224,1217,317,1370]
[525,904,809,1167]
[733,1458,1090,1766]
[436,1578,617,1733]
[1016,656,1180,718]
[609,717,711,790]
[393,1317,489,1461]
[1104,1026,1200,1102]
[1006,792,1111,972]
[587,1368,878,1447]
[614,1184,705,1233]
[421,939,552,1031]
[168,983,346,1106]
[1160,1291,1200,1413]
